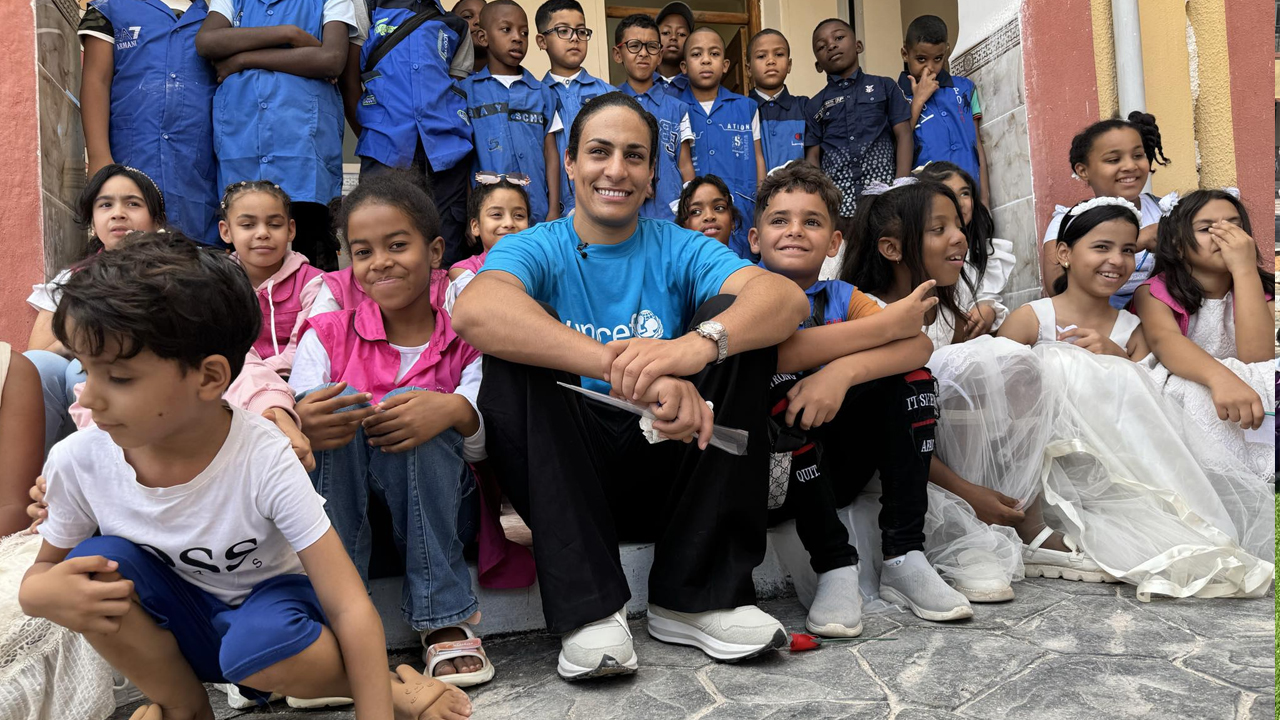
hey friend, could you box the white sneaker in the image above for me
[286,696,354,709]
[112,672,145,708]
[1022,529,1119,583]
[879,550,974,622]
[221,684,282,709]
[646,605,786,662]
[557,608,638,681]
[948,549,1015,603]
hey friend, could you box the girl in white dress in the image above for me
[1134,189,1275,481]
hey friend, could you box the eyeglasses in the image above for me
[541,26,593,41]
[474,171,531,186]
[617,40,663,56]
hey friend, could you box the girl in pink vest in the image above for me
[1134,188,1274,479]
[443,175,531,314]
[220,181,324,376]
[288,174,494,689]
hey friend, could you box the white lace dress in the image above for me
[1140,293,1275,480]
[0,343,115,720]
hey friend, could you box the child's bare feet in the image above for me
[423,627,485,676]
[390,666,473,720]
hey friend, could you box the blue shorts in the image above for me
[68,536,327,695]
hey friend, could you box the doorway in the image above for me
[603,1,761,93]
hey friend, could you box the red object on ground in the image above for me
[788,633,822,652]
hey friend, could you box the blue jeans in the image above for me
[305,385,478,631]
[24,350,85,455]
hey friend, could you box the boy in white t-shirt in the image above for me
[18,233,471,720]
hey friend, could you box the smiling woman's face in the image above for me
[565,105,655,229]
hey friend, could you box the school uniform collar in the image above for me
[896,68,953,97]
[352,294,460,353]
[752,87,795,108]
[825,67,864,88]
[138,0,205,22]
[473,66,540,88]
[543,68,607,88]
[682,85,741,115]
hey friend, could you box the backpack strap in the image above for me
[362,1,443,79]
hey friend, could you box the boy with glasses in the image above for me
[612,13,694,222]
[536,0,613,216]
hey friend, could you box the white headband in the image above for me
[1158,187,1241,217]
[1066,196,1141,221]
[862,177,919,197]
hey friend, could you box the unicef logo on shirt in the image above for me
[631,310,664,338]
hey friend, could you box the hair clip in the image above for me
[862,177,918,197]
[1066,196,1141,221]
[911,161,933,175]
[475,171,531,187]
[1222,186,1240,199]
[1158,191,1180,216]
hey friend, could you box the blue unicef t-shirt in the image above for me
[480,217,750,393]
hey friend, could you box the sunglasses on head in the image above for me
[474,172,531,187]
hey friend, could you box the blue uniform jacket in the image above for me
[752,87,808,172]
[356,0,472,172]
[213,0,346,205]
[460,67,559,224]
[681,85,758,260]
[92,0,220,244]
[619,81,687,223]
[544,70,613,215]
[897,70,981,187]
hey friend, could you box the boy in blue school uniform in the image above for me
[612,13,694,222]
[747,29,808,173]
[804,18,913,219]
[680,27,765,260]
[460,0,561,224]
[899,15,989,207]
[343,0,477,266]
[654,2,692,97]
[196,0,357,270]
[535,0,612,216]
[79,0,221,245]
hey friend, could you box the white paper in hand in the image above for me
[557,382,749,455]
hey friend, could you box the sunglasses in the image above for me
[475,171,531,187]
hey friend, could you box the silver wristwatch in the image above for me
[694,320,728,364]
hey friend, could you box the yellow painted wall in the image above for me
[855,0,905,76]
[1184,0,1237,190]
[1137,0,1197,194]
[1089,0,1117,120]
[899,0,958,55]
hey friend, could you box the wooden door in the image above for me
[725,25,748,95]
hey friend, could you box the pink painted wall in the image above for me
[1223,0,1274,268]
[1021,0,1099,239]
[0,3,43,347]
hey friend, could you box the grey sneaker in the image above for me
[557,609,638,681]
[646,604,786,662]
[880,550,974,622]
[948,548,1016,603]
[806,564,864,637]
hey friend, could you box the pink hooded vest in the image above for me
[302,296,480,401]
[244,251,323,361]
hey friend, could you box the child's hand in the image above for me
[1207,372,1265,430]
[363,391,467,453]
[265,409,316,472]
[296,383,376,451]
[213,55,242,83]
[1057,327,1126,357]
[26,475,47,533]
[883,280,938,340]
[1136,223,1158,252]
[1207,220,1258,276]
[957,482,1025,527]
[910,67,940,104]
[784,367,853,430]
[963,303,997,341]
[20,556,134,634]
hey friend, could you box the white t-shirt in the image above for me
[289,330,487,462]
[40,407,331,606]
[548,70,582,86]
[697,103,762,142]
[307,282,343,319]
[27,269,72,314]
[208,0,360,41]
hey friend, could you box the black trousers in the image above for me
[291,201,340,271]
[768,370,937,572]
[360,142,476,268]
[478,296,775,633]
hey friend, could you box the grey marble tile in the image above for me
[991,196,1041,298]
[36,65,86,215]
[969,44,1023,125]
[1179,635,1275,693]
[42,191,82,277]
[981,106,1032,211]
[1003,594,1198,658]
[35,0,81,97]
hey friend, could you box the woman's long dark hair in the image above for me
[914,161,992,288]
[1151,189,1274,314]
[1050,203,1140,296]
[840,180,973,323]
[76,164,166,257]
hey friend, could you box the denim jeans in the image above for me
[24,350,85,455]
[305,384,479,631]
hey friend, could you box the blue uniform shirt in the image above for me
[804,68,911,216]
[481,216,749,393]
[85,0,220,244]
[544,69,613,215]
[212,0,347,205]
[752,87,809,173]
[681,85,759,260]
[657,72,688,98]
[619,81,688,223]
[356,0,472,172]
[460,68,560,224]
[897,70,981,187]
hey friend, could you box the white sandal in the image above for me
[1022,528,1119,583]
[422,623,496,688]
